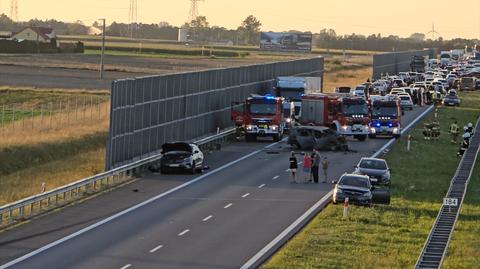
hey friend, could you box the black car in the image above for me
[443,90,461,106]
[150,142,204,174]
[333,174,372,205]
[288,125,348,151]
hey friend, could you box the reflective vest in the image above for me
[450,124,459,134]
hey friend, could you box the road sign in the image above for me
[443,198,458,207]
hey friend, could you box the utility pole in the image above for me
[99,19,106,79]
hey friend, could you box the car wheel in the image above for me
[273,134,280,142]
[393,134,401,139]
[368,134,376,139]
[357,135,367,141]
[190,162,196,174]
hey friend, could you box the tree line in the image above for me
[0,13,477,51]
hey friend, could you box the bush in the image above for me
[85,45,246,57]
[0,39,58,53]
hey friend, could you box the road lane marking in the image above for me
[120,264,132,269]
[0,139,289,269]
[149,245,163,253]
[285,169,289,172]
[242,193,250,198]
[224,203,233,209]
[258,184,266,189]
[178,229,190,236]
[273,175,279,180]
[202,215,213,222]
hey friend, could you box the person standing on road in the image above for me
[311,150,321,183]
[302,153,313,183]
[289,151,298,184]
[450,120,460,144]
[321,157,330,183]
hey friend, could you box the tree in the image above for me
[184,16,209,42]
[409,33,426,42]
[238,15,261,45]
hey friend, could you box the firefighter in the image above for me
[449,120,460,144]
[457,129,471,157]
[467,122,474,136]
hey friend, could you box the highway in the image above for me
[0,106,429,269]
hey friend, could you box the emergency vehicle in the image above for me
[369,95,402,138]
[231,95,285,142]
[299,93,370,141]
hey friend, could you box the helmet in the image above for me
[468,123,473,128]
[463,132,471,139]
[464,126,468,131]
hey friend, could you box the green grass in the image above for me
[263,92,480,269]
[0,88,109,125]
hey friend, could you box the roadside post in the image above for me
[99,18,106,79]
[407,134,412,151]
[41,182,46,193]
[443,197,458,213]
[343,197,349,219]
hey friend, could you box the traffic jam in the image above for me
[153,49,474,206]
[227,49,474,205]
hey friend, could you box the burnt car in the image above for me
[149,142,204,174]
[288,125,348,151]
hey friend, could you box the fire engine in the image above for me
[369,95,402,138]
[231,95,285,142]
[299,93,370,141]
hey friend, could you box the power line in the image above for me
[188,0,204,22]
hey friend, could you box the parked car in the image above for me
[151,142,204,174]
[288,125,348,151]
[390,88,406,95]
[442,90,461,106]
[334,86,353,94]
[398,94,414,110]
[353,85,367,98]
[354,158,391,185]
[333,174,372,205]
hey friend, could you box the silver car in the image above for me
[354,158,391,185]
[333,174,372,205]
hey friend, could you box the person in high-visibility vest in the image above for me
[450,121,460,144]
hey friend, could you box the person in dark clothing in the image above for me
[311,150,321,183]
[289,151,298,183]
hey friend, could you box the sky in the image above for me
[1,0,480,39]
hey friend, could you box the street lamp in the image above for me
[99,19,106,79]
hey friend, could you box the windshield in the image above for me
[277,89,304,101]
[249,103,277,115]
[400,96,410,101]
[342,103,369,116]
[372,105,398,117]
[283,108,292,117]
[339,176,369,188]
[359,159,387,170]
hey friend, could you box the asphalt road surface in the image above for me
[0,106,429,269]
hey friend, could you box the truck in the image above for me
[451,49,464,61]
[410,55,426,73]
[368,96,402,139]
[274,76,322,120]
[299,93,370,141]
[440,51,452,66]
[231,95,285,142]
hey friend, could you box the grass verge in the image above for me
[262,91,480,269]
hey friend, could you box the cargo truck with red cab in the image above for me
[231,95,285,142]
[299,93,370,141]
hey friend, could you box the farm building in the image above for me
[12,26,56,43]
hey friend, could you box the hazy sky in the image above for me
[1,0,480,39]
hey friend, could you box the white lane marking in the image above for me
[242,193,250,198]
[240,106,435,269]
[202,215,213,222]
[224,203,233,209]
[298,162,303,165]
[178,229,190,236]
[120,264,132,269]
[0,139,287,269]
[258,184,266,189]
[273,175,280,180]
[149,245,163,253]
[285,169,290,172]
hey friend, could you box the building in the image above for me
[12,26,56,43]
[0,31,13,39]
[88,26,103,36]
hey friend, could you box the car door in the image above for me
[297,128,314,149]
[313,130,328,150]
[191,145,203,166]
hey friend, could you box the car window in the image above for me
[313,131,323,139]
[339,176,370,188]
[359,159,387,170]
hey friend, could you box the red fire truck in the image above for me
[369,96,402,138]
[299,93,370,141]
[231,95,285,142]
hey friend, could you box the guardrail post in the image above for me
[8,210,12,224]
[0,212,3,226]
[30,203,34,216]
[47,197,51,208]
[55,194,59,206]
[19,206,24,219]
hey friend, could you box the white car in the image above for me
[398,94,413,110]
[373,81,388,93]
[434,79,449,89]
[353,85,367,98]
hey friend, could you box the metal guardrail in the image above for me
[0,128,236,229]
[415,118,480,269]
